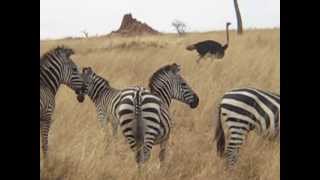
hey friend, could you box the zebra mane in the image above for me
[83,67,110,87]
[40,46,75,66]
[148,63,180,90]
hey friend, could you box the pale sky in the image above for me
[40,0,280,39]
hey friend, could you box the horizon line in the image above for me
[40,26,280,41]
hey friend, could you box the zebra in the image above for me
[214,87,280,167]
[148,63,199,128]
[40,46,85,158]
[117,63,199,168]
[76,67,122,136]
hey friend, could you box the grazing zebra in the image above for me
[186,22,231,63]
[117,63,199,168]
[214,87,280,167]
[40,46,85,158]
[77,67,122,136]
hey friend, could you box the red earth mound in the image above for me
[110,13,160,36]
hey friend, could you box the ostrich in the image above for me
[186,22,231,63]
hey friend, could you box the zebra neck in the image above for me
[149,76,173,107]
[89,86,118,105]
[151,88,172,107]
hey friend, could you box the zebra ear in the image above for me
[83,67,92,74]
[66,48,75,57]
[171,63,181,73]
[59,46,74,58]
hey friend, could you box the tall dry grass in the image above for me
[40,29,280,180]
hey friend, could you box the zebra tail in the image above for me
[214,106,225,157]
[134,90,144,151]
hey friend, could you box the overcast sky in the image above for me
[40,0,280,39]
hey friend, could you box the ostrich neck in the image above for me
[226,25,230,45]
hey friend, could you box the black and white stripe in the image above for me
[77,67,122,135]
[40,46,85,158]
[117,63,199,167]
[117,87,162,168]
[214,87,280,167]
[79,67,160,167]
[148,63,199,151]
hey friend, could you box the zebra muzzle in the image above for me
[189,94,199,108]
[77,94,85,103]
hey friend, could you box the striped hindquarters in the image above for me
[117,87,161,154]
[215,88,280,166]
[220,88,280,136]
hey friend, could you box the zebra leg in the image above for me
[276,128,280,143]
[97,113,109,146]
[98,112,108,128]
[135,148,145,170]
[135,147,151,170]
[159,140,168,163]
[111,117,119,136]
[98,113,114,142]
[224,127,248,167]
[40,118,51,158]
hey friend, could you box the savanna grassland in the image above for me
[40,29,280,180]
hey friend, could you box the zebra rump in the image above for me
[214,107,225,157]
[214,87,280,165]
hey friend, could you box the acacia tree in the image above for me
[172,20,187,36]
[233,0,243,34]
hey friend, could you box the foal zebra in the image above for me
[77,67,122,135]
[117,63,199,167]
[40,46,85,157]
[214,88,280,167]
[78,67,160,166]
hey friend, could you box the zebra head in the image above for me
[76,66,97,102]
[78,66,113,103]
[79,67,94,95]
[57,46,86,102]
[149,63,199,108]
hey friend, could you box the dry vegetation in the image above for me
[40,29,280,180]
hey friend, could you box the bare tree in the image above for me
[81,30,89,38]
[172,20,187,36]
[233,0,243,34]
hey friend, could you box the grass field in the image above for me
[40,29,280,180]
